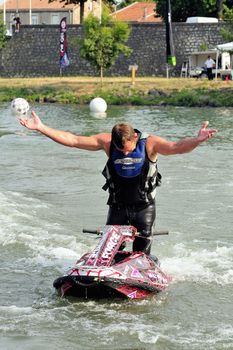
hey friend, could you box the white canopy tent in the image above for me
[217,41,233,52]
[215,42,233,80]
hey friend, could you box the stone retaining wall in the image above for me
[0,22,230,77]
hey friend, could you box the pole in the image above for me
[166,64,169,79]
[29,0,31,24]
[99,0,102,24]
[3,0,6,25]
[89,0,93,12]
[132,65,135,85]
[215,50,218,81]
[165,0,176,78]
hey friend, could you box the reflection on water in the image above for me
[0,102,233,350]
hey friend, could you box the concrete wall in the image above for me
[0,22,231,77]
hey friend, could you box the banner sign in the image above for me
[59,17,70,68]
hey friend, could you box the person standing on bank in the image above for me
[19,112,217,255]
[205,55,216,80]
[13,14,21,33]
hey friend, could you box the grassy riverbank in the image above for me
[1,76,233,107]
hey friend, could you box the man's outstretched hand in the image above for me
[19,111,42,131]
[198,121,218,142]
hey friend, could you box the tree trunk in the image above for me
[80,0,85,24]
[216,0,223,20]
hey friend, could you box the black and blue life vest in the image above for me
[102,130,161,206]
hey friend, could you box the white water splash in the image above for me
[162,243,233,285]
[0,191,87,270]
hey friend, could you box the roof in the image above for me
[186,16,218,23]
[0,0,75,10]
[111,2,162,23]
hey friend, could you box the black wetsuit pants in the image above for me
[106,202,156,255]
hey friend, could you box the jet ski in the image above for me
[53,225,170,300]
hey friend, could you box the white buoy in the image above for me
[89,97,107,113]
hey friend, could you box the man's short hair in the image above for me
[111,123,135,149]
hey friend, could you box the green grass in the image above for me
[1,77,233,107]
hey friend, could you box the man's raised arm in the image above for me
[150,121,218,156]
[19,110,110,151]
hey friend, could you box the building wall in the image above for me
[0,22,231,77]
[4,0,100,30]
[5,10,73,33]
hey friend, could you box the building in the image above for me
[111,2,162,23]
[0,0,101,33]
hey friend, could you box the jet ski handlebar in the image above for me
[82,228,169,236]
[153,230,169,236]
[82,228,102,235]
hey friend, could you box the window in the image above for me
[51,14,60,24]
[32,15,39,24]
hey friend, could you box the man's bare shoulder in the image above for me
[94,132,111,145]
[94,132,111,141]
[93,133,111,155]
[146,134,171,159]
[146,135,159,161]
[146,134,162,146]
[147,134,169,144]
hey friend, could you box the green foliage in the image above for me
[2,84,233,107]
[0,13,7,49]
[155,0,223,22]
[220,27,233,42]
[118,0,152,10]
[222,3,233,21]
[220,4,233,42]
[79,9,132,77]
[199,42,208,51]
[168,89,200,106]
[166,87,233,107]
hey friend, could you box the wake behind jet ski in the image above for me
[53,225,170,300]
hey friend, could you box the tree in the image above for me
[118,0,152,10]
[79,9,132,82]
[220,4,233,42]
[155,0,227,22]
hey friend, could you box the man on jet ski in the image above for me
[19,112,217,255]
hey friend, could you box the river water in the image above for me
[0,103,233,350]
